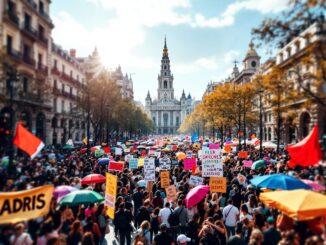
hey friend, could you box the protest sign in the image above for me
[189,175,204,186]
[243,160,253,168]
[144,158,155,181]
[238,151,248,159]
[186,151,193,159]
[115,148,122,156]
[202,149,223,177]
[160,171,170,188]
[209,143,220,150]
[198,150,203,160]
[148,149,156,156]
[105,173,117,219]
[209,177,227,193]
[138,158,144,167]
[184,158,196,170]
[171,159,178,165]
[0,185,54,224]
[159,157,171,170]
[129,158,138,170]
[108,161,124,172]
[231,146,237,152]
[165,185,177,202]
[224,145,231,153]
[95,149,104,157]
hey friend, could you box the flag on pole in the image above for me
[13,123,44,159]
[287,125,322,168]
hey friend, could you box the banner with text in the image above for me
[160,171,170,188]
[105,173,117,219]
[144,158,155,181]
[209,177,227,193]
[202,149,223,177]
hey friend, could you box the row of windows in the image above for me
[53,60,83,82]
[152,115,180,126]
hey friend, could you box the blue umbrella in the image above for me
[98,158,110,165]
[250,174,312,190]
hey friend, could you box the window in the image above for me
[70,70,73,78]
[7,1,15,13]
[164,65,167,69]
[153,117,156,125]
[23,44,31,57]
[39,1,44,14]
[164,80,167,88]
[54,59,57,68]
[61,100,64,112]
[38,53,42,66]
[287,47,291,58]
[164,72,167,76]
[24,13,31,28]
[6,35,12,53]
[70,102,72,112]
[62,84,65,93]
[163,113,168,127]
[251,61,256,67]
[54,80,57,89]
[176,117,179,126]
[23,77,28,92]
[38,25,44,39]
[70,87,73,95]
[295,41,300,52]
[53,98,57,112]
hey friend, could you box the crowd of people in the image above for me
[0,136,325,245]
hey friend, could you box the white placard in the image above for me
[115,148,123,155]
[189,175,204,186]
[186,151,193,159]
[144,158,155,181]
[202,149,223,177]
[159,157,171,170]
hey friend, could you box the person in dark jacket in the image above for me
[263,217,281,245]
[114,203,133,245]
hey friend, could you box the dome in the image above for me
[246,41,258,57]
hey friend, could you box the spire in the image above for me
[146,90,151,99]
[246,41,258,57]
[187,93,192,99]
[181,89,186,99]
[163,36,168,57]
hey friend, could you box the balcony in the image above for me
[22,55,36,67]
[25,0,38,10]
[53,87,61,95]
[39,9,53,25]
[4,10,19,27]
[5,47,21,62]
[16,92,44,106]
[38,35,48,47]
[51,67,61,76]
[21,22,38,40]
[37,63,48,75]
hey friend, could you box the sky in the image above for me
[51,0,288,104]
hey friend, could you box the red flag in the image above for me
[191,162,197,174]
[13,122,44,159]
[104,146,110,153]
[254,139,260,147]
[287,125,322,168]
[108,161,124,172]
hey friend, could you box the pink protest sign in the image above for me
[209,144,220,150]
[243,160,253,168]
[184,158,196,170]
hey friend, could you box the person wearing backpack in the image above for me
[114,203,133,245]
[135,220,151,245]
[158,202,173,228]
[173,199,188,234]
[136,200,151,228]
[168,200,185,243]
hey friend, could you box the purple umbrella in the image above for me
[53,185,78,200]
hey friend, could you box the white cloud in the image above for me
[191,0,288,28]
[223,50,240,64]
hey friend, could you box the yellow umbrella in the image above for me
[192,143,201,149]
[176,152,186,160]
[260,189,326,221]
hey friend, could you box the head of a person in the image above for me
[193,213,200,223]
[14,223,24,236]
[178,199,183,207]
[82,232,95,245]
[177,234,191,245]
[140,220,150,231]
[249,229,264,245]
[235,222,243,235]
[153,207,160,216]
[227,199,233,205]
[119,202,125,210]
[241,204,249,214]
[160,224,168,233]
[155,190,161,198]
[71,220,81,233]
[165,202,170,208]
[266,216,275,227]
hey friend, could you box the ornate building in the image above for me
[145,38,195,134]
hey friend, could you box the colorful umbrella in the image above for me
[59,190,104,206]
[98,158,110,165]
[63,145,74,150]
[176,152,186,160]
[81,174,106,185]
[185,185,210,208]
[301,179,325,192]
[251,160,267,170]
[90,145,101,152]
[260,189,326,221]
[53,185,78,200]
[137,179,147,188]
[79,148,87,154]
[250,174,311,190]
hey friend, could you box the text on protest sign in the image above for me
[209,177,227,193]
[115,148,123,156]
[189,175,204,186]
[243,160,253,168]
[129,158,138,170]
[184,158,196,170]
[144,158,155,181]
[108,161,124,172]
[165,185,177,202]
[160,171,170,188]
[159,157,171,170]
[209,143,220,150]
[105,173,117,219]
[0,185,54,224]
[202,149,223,177]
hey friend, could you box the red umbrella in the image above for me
[81,174,106,185]
[185,185,210,208]
[79,148,87,154]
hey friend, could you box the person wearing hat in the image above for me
[177,234,191,245]
[263,216,281,245]
[153,224,174,245]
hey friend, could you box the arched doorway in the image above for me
[20,111,31,129]
[300,112,311,138]
[0,107,12,152]
[36,112,46,141]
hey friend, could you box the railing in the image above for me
[22,55,36,66]
[4,10,19,26]
[37,63,48,74]
[25,0,37,10]
[6,46,21,61]
[39,35,48,46]
[39,9,52,23]
[53,87,61,95]
[18,92,43,105]
[21,22,38,39]
[51,67,61,76]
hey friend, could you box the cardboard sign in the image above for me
[0,185,54,224]
[224,145,231,153]
[202,149,223,177]
[165,185,177,202]
[209,143,220,150]
[129,158,138,170]
[172,160,178,165]
[105,173,117,219]
[238,151,248,159]
[189,175,204,186]
[243,160,253,168]
[184,158,196,170]
[108,161,124,172]
[209,177,227,193]
[115,148,122,156]
[144,158,155,181]
[159,157,171,170]
[138,158,145,167]
[160,171,170,188]
[186,151,193,159]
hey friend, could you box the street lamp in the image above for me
[259,87,264,159]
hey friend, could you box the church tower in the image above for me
[243,41,260,71]
[157,37,174,100]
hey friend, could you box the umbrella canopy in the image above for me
[98,158,110,165]
[79,148,87,154]
[250,174,311,190]
[81,174,106,185]
[301,180,325,192]
[63,145,74,150]
[251,160,267,170]
[137,179,147,187]
[185,185,210,208]
[260,189,326,221]
[90,146,101,152]
[53,185,78,200]
[59,190,104,206]
[176,152,186,160]
[137,145,146,149]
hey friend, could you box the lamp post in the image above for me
[259,87,263,159]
